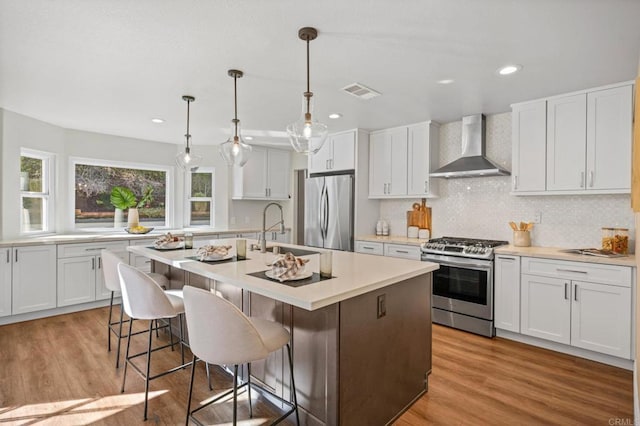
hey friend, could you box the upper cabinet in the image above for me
[232,146,291,200]
[369,121,439,199]
[511,82,633,195]
[308,130,356,174]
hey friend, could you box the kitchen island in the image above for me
[128,241,438,425]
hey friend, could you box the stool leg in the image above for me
[178,314,185,366]
[107,291,114,352]
[143,320,154,421]
[205,363,213,391]
[168,317,175,352]
[247,363,253,418]
[115,302,125,368]
[286,344,300,426]
[155,319,160,338]
[233,364,239,425]
[121,318,134,394]
[185,354,197,426]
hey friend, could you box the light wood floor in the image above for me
[0,307,633,425]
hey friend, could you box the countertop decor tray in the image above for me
[186,255,248,264]
[247,270,334,288]
[561,248,627,258]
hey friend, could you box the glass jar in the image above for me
[612,228,629,255]
[601,228,614,251]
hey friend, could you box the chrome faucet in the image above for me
[261,202,285,253]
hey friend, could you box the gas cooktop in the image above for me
[421,236,509,260]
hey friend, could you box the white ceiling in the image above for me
[1,0,639,148]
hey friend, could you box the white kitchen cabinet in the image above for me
[232,146,291,200]
[369,127,408,197]
[586,85,633,191]
[57,241,128,306]
[494,255,521,333]
[354,241,384,256]
[521,273,571,344]
[0,248,12,317]
[407,122,439,197]
[12,245,57,315]
[520,257,632,359]
[383,243,421,260]
[309,130,356,174]
[266,230,291,243]
[129,238,157,272]
[511,100,546,192]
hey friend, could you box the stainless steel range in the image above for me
[421,236,508,337]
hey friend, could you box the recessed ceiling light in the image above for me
[437,79,454,85]
[497,64,522,76]
[151,118,165,124]
[244,136,254,140]
[329,113,342,119]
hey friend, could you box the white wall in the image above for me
[0,109,295,239]
[379,112,635,248]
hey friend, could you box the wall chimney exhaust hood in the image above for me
[430,114,510,178]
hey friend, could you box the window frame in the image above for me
[184,167,215,228]
[69,157,174,231]
[20,148,55,235]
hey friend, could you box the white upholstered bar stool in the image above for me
[101,249,172,368]
[183,285,299,426]
[117,262,190,421]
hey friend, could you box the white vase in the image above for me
[114,208,124,228]
[127,208,139,228]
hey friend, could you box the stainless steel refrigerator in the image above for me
[304,174,354,251]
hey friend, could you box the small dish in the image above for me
[125,227,154,234]
[266,270,313,281]
[154,241,184,250]
[201,253,234,262]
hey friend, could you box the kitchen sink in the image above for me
[262,246,319,257]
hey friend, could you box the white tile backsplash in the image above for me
[380,112,634,249]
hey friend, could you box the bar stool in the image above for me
[183,285,299,426]
[101,250,172,368]
[117,262,190,421]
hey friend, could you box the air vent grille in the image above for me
[341,82,381,100]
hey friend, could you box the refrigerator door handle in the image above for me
[323,185,330,239]
[319,183,327,240]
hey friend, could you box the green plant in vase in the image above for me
[110,186,153,229]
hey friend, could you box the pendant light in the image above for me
[219,69,252,167]
[175,95,202,172]
[286,27,328,155]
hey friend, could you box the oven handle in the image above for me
[425,258,492,270]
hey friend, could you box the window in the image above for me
[20,149,54,234]
[72,158,172,229]
[186,169,214,227]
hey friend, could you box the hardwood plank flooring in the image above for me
[0,308,633,425]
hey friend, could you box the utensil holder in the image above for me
[513,230,531,247]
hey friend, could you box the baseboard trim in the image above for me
[0,298,119,326]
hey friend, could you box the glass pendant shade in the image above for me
[219,119,252,167]
[286,94,328,154]
[176,144,202,172]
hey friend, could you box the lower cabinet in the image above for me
[12,245,57,314]
[494,255,521,332]
[0,247,12,317]
[519,257,632,359]
[57,241,129,307]
[355,241,384,256]
[384,243,421,260]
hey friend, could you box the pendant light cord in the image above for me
[185,98,191,150]
[234,74,239,139]
[305,38,311,115]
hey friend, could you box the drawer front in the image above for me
[355,241,384,256]
[522,257,632,287]
[129,238,156,247]
[384,244,421,260]
[58,241,129,259]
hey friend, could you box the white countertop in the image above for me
[356,235,428,246]
[0,228,285,248]
[495,245,636,267]
[128,240,439,311]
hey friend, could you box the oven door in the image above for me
[424,253,493,320]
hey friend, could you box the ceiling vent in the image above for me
[341,82,381,100]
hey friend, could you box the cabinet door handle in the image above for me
[6,250,9,264]
[513,175,518,190]
[574,284,578,301]
[424,180,428,193]
[91,258,95,270]
[589,171,594,188]
[557,268,587,274]
[98,257,102,269]
[15,249,18,263]
[580,172,585,188]
[362,246,374,250]
[396,250,409,254]
[85,247,107,251]
[326,159,329,170]
[564,282,568,300]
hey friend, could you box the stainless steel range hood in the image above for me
[430,114,510,178]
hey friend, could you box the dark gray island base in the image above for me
[170,267,432,425]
